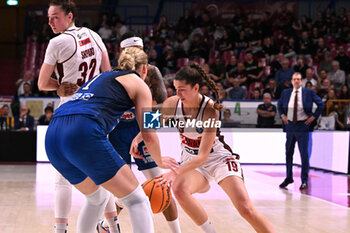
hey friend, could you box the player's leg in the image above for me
[172,170,215,233]
[101,165,154,233]
[219,176,275,233]
[54,172,72,233]
[97,193,120,233]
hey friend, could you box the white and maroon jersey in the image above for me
[174,95,224,156]
[44,26,107,105]
[175,95,242,183]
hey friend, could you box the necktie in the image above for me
[293,90,298,123]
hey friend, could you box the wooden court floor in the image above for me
[0,163,349,233]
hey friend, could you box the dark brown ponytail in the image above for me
[189,63,222,111]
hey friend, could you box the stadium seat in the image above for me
[247,81,263,99]
[193,57,206,66]
[177,57,189,69]
[258,58,267,67]
[289,57,297,68]
[208,50,219,64]
[306,57,313,67]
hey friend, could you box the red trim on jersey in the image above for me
[88,29,103,52]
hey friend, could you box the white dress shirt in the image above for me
[287,87,309,121]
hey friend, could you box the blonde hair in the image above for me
[118,47,148,72]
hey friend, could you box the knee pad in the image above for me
[86,187,110,207]
[55,172,72,190]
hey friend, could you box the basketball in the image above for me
[142,178,172,214]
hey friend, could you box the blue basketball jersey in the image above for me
[54,70,136,133]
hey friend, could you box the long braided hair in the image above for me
[174,63,222,111]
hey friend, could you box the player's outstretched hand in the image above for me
[158,156,179,170]
[57,82,79,97]
[155,171,177,187]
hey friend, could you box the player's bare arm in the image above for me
[38,63,59,91]
[145,65,167,104]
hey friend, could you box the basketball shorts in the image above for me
[109,119,158,171]
[46,115,126,185]
[181,148,243,183]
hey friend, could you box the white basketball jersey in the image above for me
[44,26,107,105]
[174,95,224,156]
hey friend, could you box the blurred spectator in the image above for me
[210,57,226,82]
[235,30,248,55]
[38,106,54,125]
[256,93,276,127]
[293,57,309,78]
[317,69,328,84]
[148,48,163,70]
[19,83,34,97]
[166,86,175,98]
[221,109,237,127]
[98,23,112,40]
[318,52,333,74]
[14,105,34,131]
[317,77,331,99]
[225,55,238,78]
[324,88,337,103]
[114,21,128,41]
[176,9,195,33]
[245,51,263,84]
[270,52,284,77]
[156,16,171,38]
[283,36,299,55]
[275,80,292,99]
[227,77,246,99]
[310,27,320,45]
[343,103,350,130]
[313,11,326,33]
[162,49,177,74]
[335,45,350,74]
[329,103,345,130]
[264,78,277,99]
[302,68,317,87]
[328,60,345,92]
[0,105,14,131]
[188,34,208,60]
[203,64,220,86]
[247,28,262,54]
[338,85,350,99]
[16,71,35,96]
[275,59,294,86]
[216,28,233,54]
[173,32,190,58]
[261,37,278,58]
[230,62,248,88]
[251,88,262,100]
[314,37,329,63]
[199,84,213,99]
[298,31,312,55]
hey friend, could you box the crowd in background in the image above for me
[9,5,350,130]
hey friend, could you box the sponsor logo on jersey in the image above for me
[77,32,87,39]
[180,134,201,149]
[71,92,94,101]
[121,111,135,120]
[142,145,150,156]
[79,37,91,46]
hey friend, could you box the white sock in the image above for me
[55,172,72,219]
[54,223,68,233]
[199,220,217,233]
[120,185,154,233]
[106,216,120,233]
[167,218,182,233]
[77,187,109,233]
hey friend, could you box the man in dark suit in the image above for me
[14,105,35,131]
[278,73,324,190]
